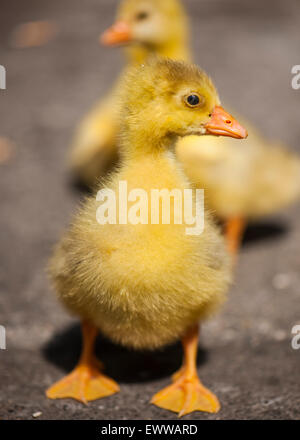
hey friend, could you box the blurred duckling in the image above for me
[47,58,247,416]
[70,0,300,256]
[70,0,190,187]
[177,130,300,254]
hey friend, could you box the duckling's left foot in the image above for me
[151,324,220,416]
[46,361,120,403]
[151,373,220,417]
[46,320,120,403]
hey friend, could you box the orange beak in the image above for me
[100,21,132,46]
[205,106,248,139]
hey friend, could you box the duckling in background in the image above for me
[177,133,300,254]
[71,0,300,256]
[47,58,247,416]
[70,0,190,187]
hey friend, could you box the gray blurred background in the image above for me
[0,0,299,420]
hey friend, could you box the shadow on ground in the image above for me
[42,324,208,384]
[242,220,289,247]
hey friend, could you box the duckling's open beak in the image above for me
[100,21,132,46]
[205,106,248,139]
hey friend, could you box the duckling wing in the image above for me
[246,141,300,218]
[69,97,119,187]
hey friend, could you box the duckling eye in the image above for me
[136,11,149,21]
[185,94,204,108]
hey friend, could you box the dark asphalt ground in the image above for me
[0,0,299,420]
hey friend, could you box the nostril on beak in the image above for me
[225,119,232,125]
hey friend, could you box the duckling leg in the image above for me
[225,217,246,257]
[151,325,220,416]
[46,321,120,403]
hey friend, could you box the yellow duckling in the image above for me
[69,0,190,187]
[47,58,247,416]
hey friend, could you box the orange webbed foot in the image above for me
[46,359,120,403]
[151,372,220,417]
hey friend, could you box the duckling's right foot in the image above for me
[151,374,220,417]
[46,361,120,403]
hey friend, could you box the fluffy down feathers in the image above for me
[49,155,231,350]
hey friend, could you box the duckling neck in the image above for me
[118,132,190,194]
[120,125,176,162]
[125,38,191,64]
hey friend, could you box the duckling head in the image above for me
[120,58,247,154]
[100,0,189,60]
